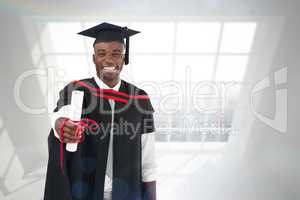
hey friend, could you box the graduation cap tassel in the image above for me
[125,35,129,65]
[124,26,130,65]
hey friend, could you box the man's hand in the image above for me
[55,117,81,143]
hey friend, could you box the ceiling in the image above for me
[0,0,299,17]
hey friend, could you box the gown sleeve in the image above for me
[44,83,76,200]
[139,90,157,200]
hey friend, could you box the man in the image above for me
[44,22,157,200]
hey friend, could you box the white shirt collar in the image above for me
[93,75,121,91]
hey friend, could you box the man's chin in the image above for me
[101,73,119,83]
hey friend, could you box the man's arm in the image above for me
[50,83,81,143]
[141,131,157,200]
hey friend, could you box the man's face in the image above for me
[93,41,125,83]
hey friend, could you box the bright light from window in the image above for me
[130,55,173,83]
[220,22,256,53]
[131,22,175,53]
[46,55,91,82]
[174,55,215,82]
[176,22,221,53]
[47,22,85,53]
[215,55,249,82]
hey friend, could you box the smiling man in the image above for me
[95,41,124,85]
[44,23,157,200]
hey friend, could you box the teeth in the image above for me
[103,67,116,71]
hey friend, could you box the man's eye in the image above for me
[97,53,105,57]
[112,53,122,58]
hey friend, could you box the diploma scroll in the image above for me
[66,90,84,152]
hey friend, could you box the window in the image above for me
[40,20,256,144]
[32,19,256,198]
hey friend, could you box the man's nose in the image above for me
[103,56,114,66]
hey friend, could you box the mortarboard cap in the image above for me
[78,22,140,65]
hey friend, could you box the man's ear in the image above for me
[92,54,96,64]
[119,57,125,71]
[122,57,125,66]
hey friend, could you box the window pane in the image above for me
[45,55,91,82]
[215,55,248,82]
[46,22,86,53]
[220,22,256,53]
[174,55,215,82]
[131,22,175,53]
[130,55,173,83]
[176,22,221,53]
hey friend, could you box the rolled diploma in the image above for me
[66,90,84,152]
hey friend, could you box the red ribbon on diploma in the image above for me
[59,118,99,174]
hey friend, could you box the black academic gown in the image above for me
[44,78,155,200]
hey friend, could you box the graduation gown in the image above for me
[44,78,155,200]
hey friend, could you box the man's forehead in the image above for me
[94,41,124,48]
[94,41,125,52]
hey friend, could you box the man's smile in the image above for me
[102,66,118,72]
